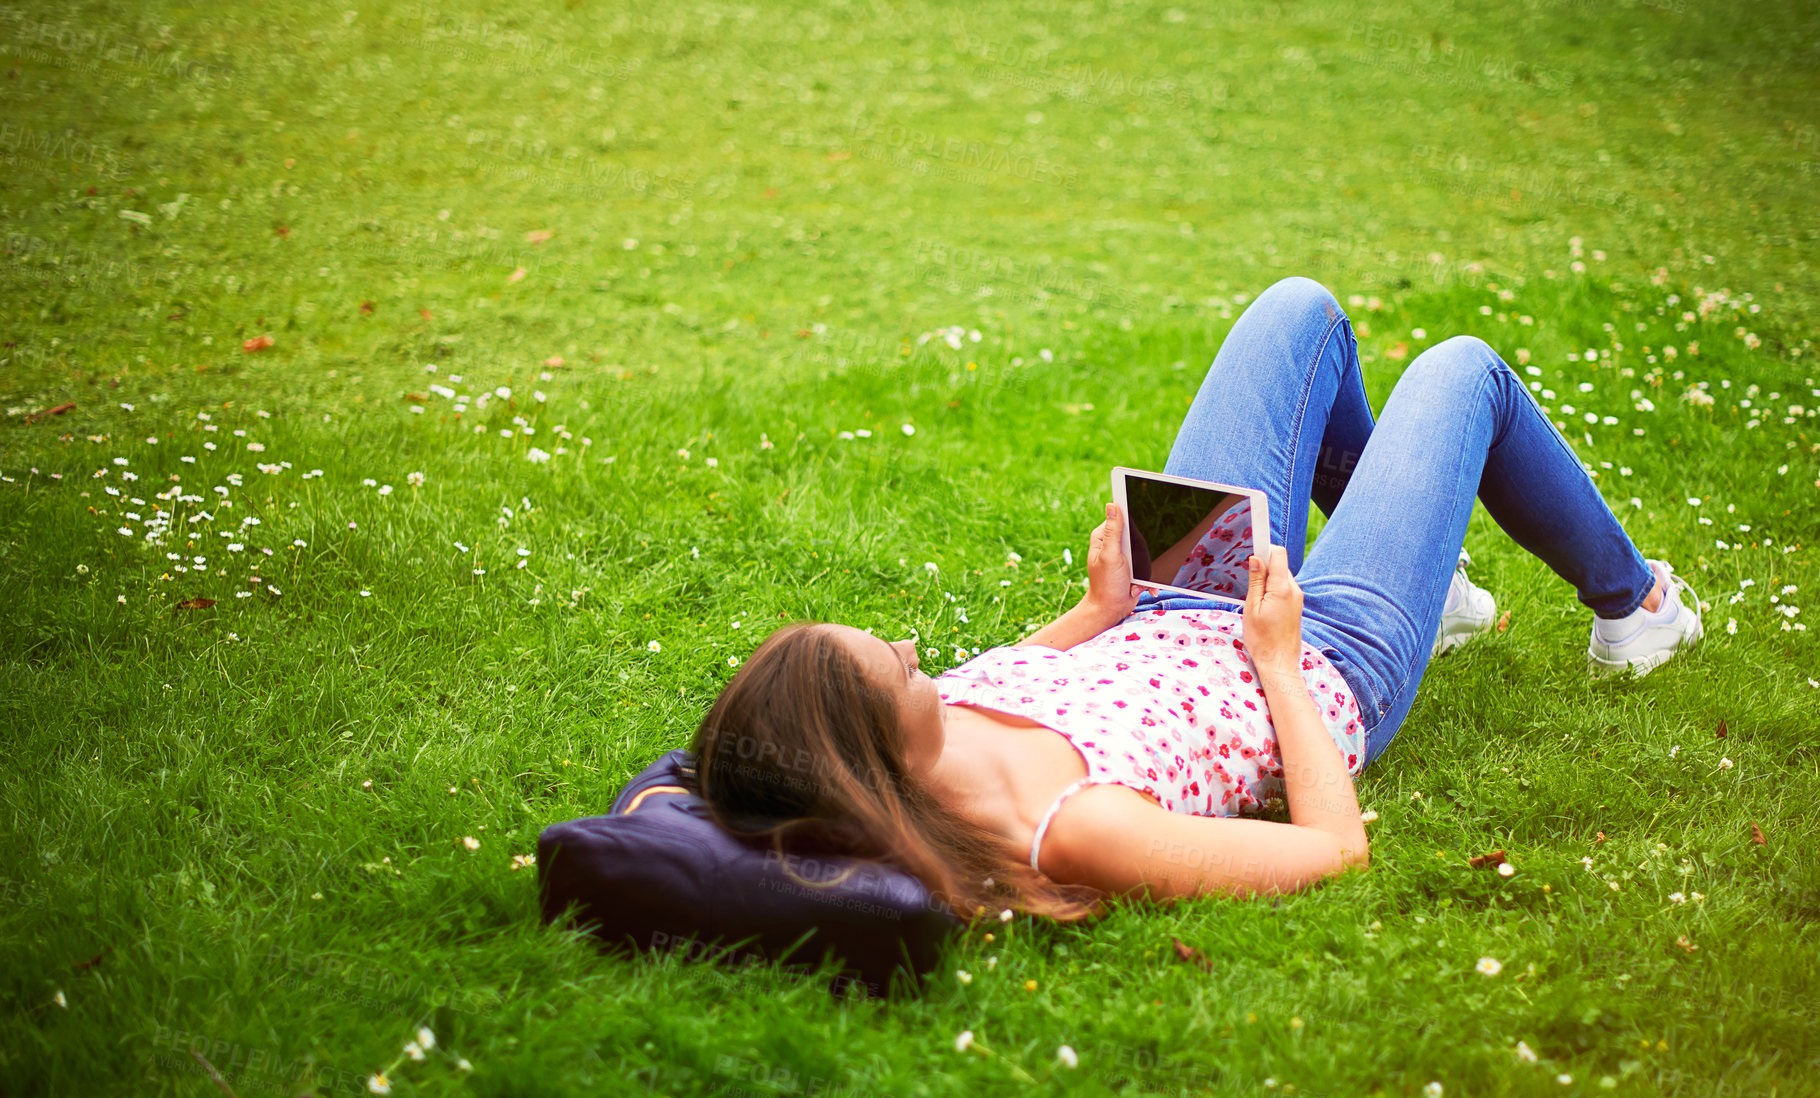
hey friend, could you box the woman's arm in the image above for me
[1257,673,1367,847]
[1017,597,1126,652]
[1038,545,1368,899]
[1042,695,1369,900]
[1245,547,1367,848]
[1040,783,1367,899]
[1016,502,1155,652]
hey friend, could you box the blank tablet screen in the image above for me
[1119,472,1257,600]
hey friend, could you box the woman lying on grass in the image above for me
[691,277,1704,922]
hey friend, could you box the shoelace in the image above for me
[1594,561,1703,645]
[1447,548,1475,607]
[1659,561,1704,617]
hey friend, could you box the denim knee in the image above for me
[1400,335,1506,393]
[1256,275,1343,324]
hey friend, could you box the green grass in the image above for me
[2,0,1818,1095]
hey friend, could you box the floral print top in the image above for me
[937,606,1366,817]
[1168,496,1253,597]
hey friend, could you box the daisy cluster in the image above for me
[64,411,307,600]
[916,324,981,351]
[363,1025,471,1094]
[7,244,1810,671]
[37,373,579,610]
[1725,578,1804,634]
[912,322,1056,369]
[1398,248,1814,638]
[419,364,591,461]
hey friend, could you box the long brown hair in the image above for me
[691,623,1101,924]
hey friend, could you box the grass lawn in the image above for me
[2,1,1818,1095]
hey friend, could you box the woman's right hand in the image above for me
[1242,545,1305,675]
[1084,501,1154,621]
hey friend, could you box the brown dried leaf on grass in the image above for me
[1751,822,1767,846]
[1469,849,1508,869]
[176,597,216,609]
[1172,937,1213,973]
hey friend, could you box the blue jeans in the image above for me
[1134,276,1655,766]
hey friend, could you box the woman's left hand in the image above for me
[1085,502,1153,620]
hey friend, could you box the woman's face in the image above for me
[821,624,946,777]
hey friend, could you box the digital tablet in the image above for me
[1110,467,1271,602]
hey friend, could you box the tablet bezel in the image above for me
[1109,466,1272,602]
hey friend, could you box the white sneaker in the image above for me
[1434,548,1497,658]
[1587,559,1704,678]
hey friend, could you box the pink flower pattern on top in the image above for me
[1170,499,1254,597]
[937,607,1365,817]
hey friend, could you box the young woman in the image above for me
[691,276,1703,922]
